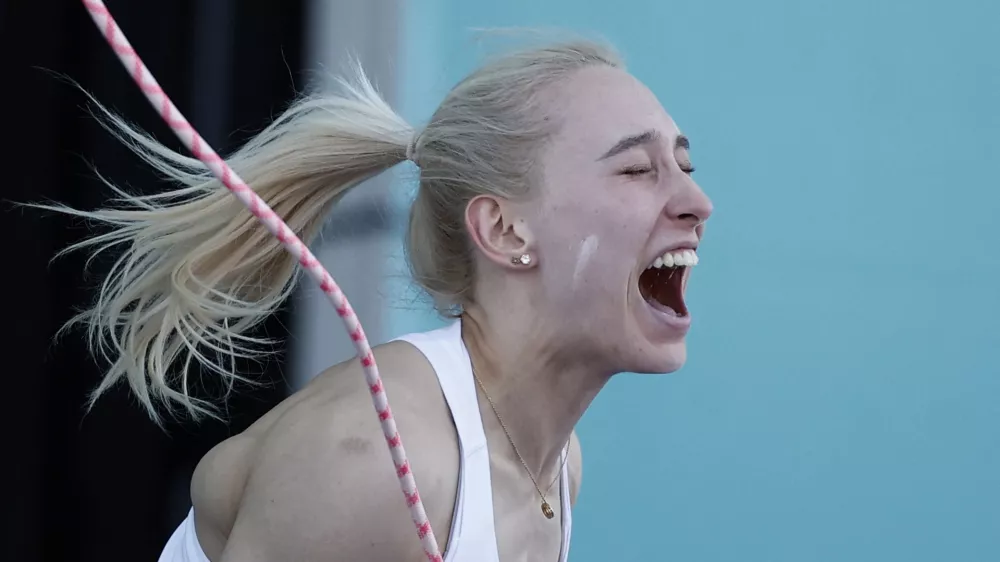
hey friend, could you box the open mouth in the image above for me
[638,249,698,317]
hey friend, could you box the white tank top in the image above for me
[393,320,573,562]
[158,320,572,562]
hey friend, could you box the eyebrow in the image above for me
[597,130,690,160]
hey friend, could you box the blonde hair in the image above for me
[43,41,621,422]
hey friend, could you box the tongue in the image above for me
[646,296,681,316]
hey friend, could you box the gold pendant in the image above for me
[541,501,555,519]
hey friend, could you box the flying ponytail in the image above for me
[40,64,413,423]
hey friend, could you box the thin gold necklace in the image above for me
[472,368,570,520]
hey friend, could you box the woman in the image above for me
[56,40,712,561]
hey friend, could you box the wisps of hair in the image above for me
[33,62,412,424]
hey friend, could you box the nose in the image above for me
[665,175,713,228]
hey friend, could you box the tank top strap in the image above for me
[392,320,500,561]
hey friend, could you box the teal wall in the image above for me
[389,1,1000,560]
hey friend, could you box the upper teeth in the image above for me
[647,249,699,269]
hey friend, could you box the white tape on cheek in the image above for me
[571,235,600,289]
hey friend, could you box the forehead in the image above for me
[546,66,680,152]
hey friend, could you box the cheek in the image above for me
[549,230,639,299]
[536,189,657,288]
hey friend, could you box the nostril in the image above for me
[677,212,701,224]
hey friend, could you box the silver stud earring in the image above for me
[512,254,532,266]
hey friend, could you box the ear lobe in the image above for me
[465,194,536,269]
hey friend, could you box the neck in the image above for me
[460,306,612,484]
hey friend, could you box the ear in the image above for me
[465,194,536,269]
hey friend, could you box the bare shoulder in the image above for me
[218,340,460,562]
[568,430,583,506]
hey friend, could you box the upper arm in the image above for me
[219,344,460,561]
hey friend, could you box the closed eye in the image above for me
[680,163,696,174]
[619,165,654,177]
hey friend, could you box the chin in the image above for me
[624,291,692,374]
[629,340,687,375]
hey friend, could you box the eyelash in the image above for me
[620,165,654,176]
[618,163,696,176]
